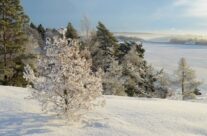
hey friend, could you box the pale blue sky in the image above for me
[22,0,207,34]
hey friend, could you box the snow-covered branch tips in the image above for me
[24,36,105,121]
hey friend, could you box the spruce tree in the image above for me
[37,24,45,40]
[0,0,29,86]
[92,22,119,72]
[120,42,167,98]
[96,22,119,52]
[65,22,78,39]
[30,22,37,30]
[117,41,145,62]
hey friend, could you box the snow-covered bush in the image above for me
[183,92,196,100]
[24,37,104,121]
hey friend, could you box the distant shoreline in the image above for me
[115,33,207,46]
[144,41,207,46]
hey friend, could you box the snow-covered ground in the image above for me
[144,42,207,94]
[1,85,207,136]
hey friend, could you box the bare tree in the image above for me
[80,16,92,41]
[176,57,201,99]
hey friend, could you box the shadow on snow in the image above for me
[0,112,61,136]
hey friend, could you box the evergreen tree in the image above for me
[120,43,168,98]
[65,22,78,39]
[121,45,148,96]
[37,24,45,40]
[117,41,145,62]
[92,22,119,72]
[85,22,168,98]
[24,37,104,121]
[0,0,29,86]
[30,22,37,30]
[103,59,126,96]
[96,22,119,54]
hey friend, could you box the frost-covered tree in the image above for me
[121,44,168,98]
[24,37,104,121]
[176,57,201,99]
[81,23,169,98]
[103,59,126,96]
[121,45,142,96]
[155,70,170,88]
[117,41,145,62]
[153,69,171,98]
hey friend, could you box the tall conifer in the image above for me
[37,24,45,40]
[92,22,119,72]
[0,0,29,86]
[65,22,78,39]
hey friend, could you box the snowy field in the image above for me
[144,42,207,94]
[1,85,207,136]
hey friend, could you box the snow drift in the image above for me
[0,85,207,136]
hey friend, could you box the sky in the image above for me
[22,0,207,34]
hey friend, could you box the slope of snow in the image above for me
[1,86,207,136]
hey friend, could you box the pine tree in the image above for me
[65,22,78,39]
[30,22,37,30]
[0,0,29,86]
[121,45,147,96]
[96,22,119,52]
[37,24,45,40]
[85,22,168,98]
[176,57,201,99]
[92,22,119,72]
[24,37,104,121]
[120,43,167,98]
[117,41,145,62]
[96,22,118,48]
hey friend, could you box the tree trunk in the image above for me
[182,71,185,100]
[2,2,7,82]
[64,89,68,112]
[3,38,7,68]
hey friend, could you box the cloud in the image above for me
[174,0,207,18]
[173,0,188,6]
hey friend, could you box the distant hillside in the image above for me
[170,36,207,45]
[114,32,207,45]
[116,35,143,42]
